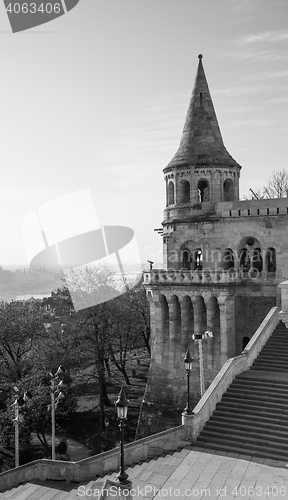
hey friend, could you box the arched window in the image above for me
[182,250,191,270]
[239,237,262,275]
[251,247,263,272]
[223,178,234,202]
[168,181,175,205]
[222,248,234,270]
[266,247,276,273]
[239,248,250,271]
[198,179,210,202]
[179,180,190,204]
[193,249,203,270]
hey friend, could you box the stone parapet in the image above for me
[143,269,275,286]
[0,425,188,492]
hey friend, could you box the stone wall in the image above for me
[235,293,276,355]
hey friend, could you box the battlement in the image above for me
[218,198,288,218]
[164,198,288,222]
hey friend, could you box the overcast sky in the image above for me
[0,0,287,267]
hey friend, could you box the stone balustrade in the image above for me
[143,269,270,286]
[0,425,188,492]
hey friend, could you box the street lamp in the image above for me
[104,416,109,450]
[115,387,129,485]
[192,331,213,397]
[183,349,193,414]
[49,365,66,460]
[11,389,32,468]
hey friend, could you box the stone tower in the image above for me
[137,55,288,438]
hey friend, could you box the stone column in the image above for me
[168,295,181,369]
[204,295,214,370]
[180,295,194,354]
[218,295,236,365]
[160,294,170,366]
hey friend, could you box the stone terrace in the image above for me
[2,447,288,499]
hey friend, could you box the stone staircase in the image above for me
[195,321,288,460]
[0,447,192,499]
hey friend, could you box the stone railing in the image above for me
[143,269,238,285]
[0,425,188,492]
[142,268,276,286]
[182,306,279,440]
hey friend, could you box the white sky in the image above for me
[0,0,287,266]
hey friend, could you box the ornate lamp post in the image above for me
[192,331,213,396]
[104,416,109,450]
[115,387,129,485]
[183,349,193,414]
[49,365,66,460]
[11,389,32,468]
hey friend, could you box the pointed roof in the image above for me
[165,55,241,171]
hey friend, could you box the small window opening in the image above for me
[197,180,210,203]
[193,249,203,270]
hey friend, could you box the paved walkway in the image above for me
[2,446,288,499]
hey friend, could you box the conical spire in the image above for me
[166,55,241,170]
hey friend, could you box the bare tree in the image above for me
[262,169,288,198]
[243,169,288,200]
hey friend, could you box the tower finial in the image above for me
[198,54,203,59]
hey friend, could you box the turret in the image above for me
[164,55,241,214]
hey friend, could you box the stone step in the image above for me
[234,377,288,389]
[251,365,288,373]
[222,393,288,409]
[195,320,288,461]
[225,387,288,401]
[214,408,288,425]
[256,349,288,357]
[205,418,288,438]
[0,447,192,498]
[197,430,288,455]
[254,355,288,368]
[196,440,288,462]
[231,383,288,396]
[217,399,288,416]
